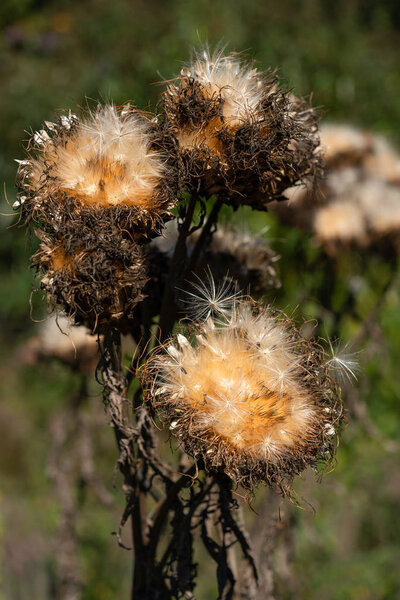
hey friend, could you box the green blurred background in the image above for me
[1,1,400,598]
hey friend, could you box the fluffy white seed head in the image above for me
[27,105,165,210]
[145,297,341,491]
[183,49,265,127]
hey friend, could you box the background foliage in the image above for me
[1,1,399,598]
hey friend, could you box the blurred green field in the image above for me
[1,1,400,598]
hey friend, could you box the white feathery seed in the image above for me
[326,339,361,384]
[184,50,265,126]
[182,268,241,321]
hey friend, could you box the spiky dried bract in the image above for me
[144,301,342,494]
[33,229,148,327]
[16,105,178,236]
[162,50,322,209]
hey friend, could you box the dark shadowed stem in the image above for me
[148,464,197,563]
[187,196,223,274]
[158,193,199,341]
[99,326,140,599]
[249,490,280,600]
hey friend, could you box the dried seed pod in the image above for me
[34,229,148,328]
[16,104,179,238]
[162,49,322,209]
[143,297,342,495]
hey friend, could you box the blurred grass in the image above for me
[1,0,400,598]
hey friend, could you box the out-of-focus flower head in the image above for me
[148,221,280,313]
[270,123,400,254]
[22,315,99,375]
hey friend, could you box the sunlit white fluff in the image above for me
[149,298,334,465]
[29,105,165,209]
[183,50,265,127]
[326,339,361,384]
[182,268,241,321]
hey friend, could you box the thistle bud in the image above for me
[162,50,322,209]
[143,297,342,494]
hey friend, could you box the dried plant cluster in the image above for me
[144,298,342,494]
[271,123,400,253]
[16,105,179,328]
[162,50,323,209]
[192,226,280,293]
[15,48,353,598]
[14,50,344,494]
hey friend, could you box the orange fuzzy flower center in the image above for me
[169,338,313,455]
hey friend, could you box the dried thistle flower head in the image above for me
[144,296,342,494]
[16,104,177,235]
[194,225,280,293]
[314,201,367,246]
[364,135,400,185]
[320,123,372,167]
[149,222,280,309]
[34,230,148,328]
[15,104,178,328]
[162,49,322,209]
